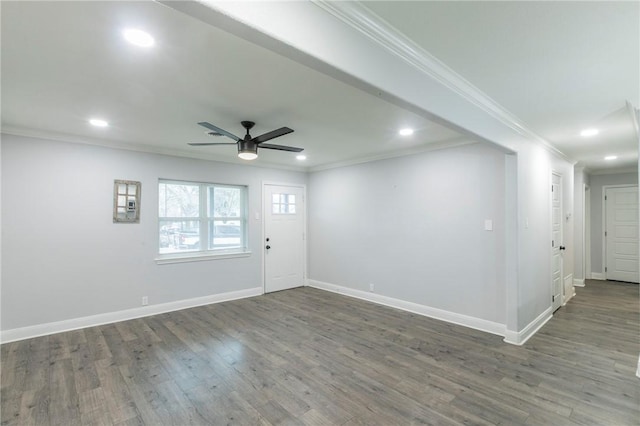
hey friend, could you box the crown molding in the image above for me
[308,137,475,173]
[587,167,638,176]
[0,126,307,173]
[312,0,570,162]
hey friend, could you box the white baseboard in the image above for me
[563,274,574,305]
[307,279,506,337]
[573,278,585,287]
[591,272,605,280]
[563,290,577,306]
[0,287,263,343]
[503,307,552,346]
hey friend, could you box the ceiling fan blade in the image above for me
[197,122,241,142]
[259,143,304,153]
[252,127,294,144]
[188,142,238,146]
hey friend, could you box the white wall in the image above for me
[308,142,507,325]
[589,171,638,275]
[1,134,307,331]
[513,142,574,331]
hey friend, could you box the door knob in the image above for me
[559,246,566,251]
[266,245,271,250]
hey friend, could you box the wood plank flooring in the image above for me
[2,280,639,425]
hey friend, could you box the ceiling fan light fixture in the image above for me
[580,128,599,137]
[604,155,617,160]
[238,140,258,160]
[238,151,258,160]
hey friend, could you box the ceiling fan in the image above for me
[189,121,303,160]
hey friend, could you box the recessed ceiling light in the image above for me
[89,118,109,127]
[399,128,414,136]
[123,29,154,47]
[296,154,307,161]
[604,155,618,160]
[580,128,599,137]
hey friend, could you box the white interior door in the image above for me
[551,173,563,311]
[264,184,305,293]
[605,186,639,283]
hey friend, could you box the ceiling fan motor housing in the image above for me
[238,139,258,155]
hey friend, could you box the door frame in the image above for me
[261,181,307,294]
[551,170,563,311]
[602,184,638,280]
[585,184,591,279]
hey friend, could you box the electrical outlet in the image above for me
[369,283,374,292]
[142,296,148,306]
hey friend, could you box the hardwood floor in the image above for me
[2,280,639,425]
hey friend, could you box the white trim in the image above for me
[563,274,574,306]
[573,278,585,287]
[589,167,639,176]
[0,287,262,344]
[585,185,591,279]
[591,272,606,280]
[307,279,506,337]
[551,170,564,312]
[155,250,252,265]
[602,184,639,282]
[308,138,476,172]
[2,127,307,173]
[563,290,576,306]
[636,356,640,379]
[503,307,553,346]
[311,0,570,163]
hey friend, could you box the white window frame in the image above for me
[156,179,251,264]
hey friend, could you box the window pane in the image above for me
[159,220,200,253]
[209,220,241,249]
[118,183,127,194]
[210,187,241,218]
[128,184,137,195]
[288,204,296,214]
[159,183,199,217]
[272,194,279,204]
[288,195,295,204]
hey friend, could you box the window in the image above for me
[158,180,248,258]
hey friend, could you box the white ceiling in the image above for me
[363,1,639,172]
[2,1,638,173]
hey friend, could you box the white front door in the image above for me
[551,173,563,312]
[605,186,639,283]
[264,184,305,293]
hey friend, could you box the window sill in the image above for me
[155,250,252,265]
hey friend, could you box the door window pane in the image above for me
[272,193,296,215]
